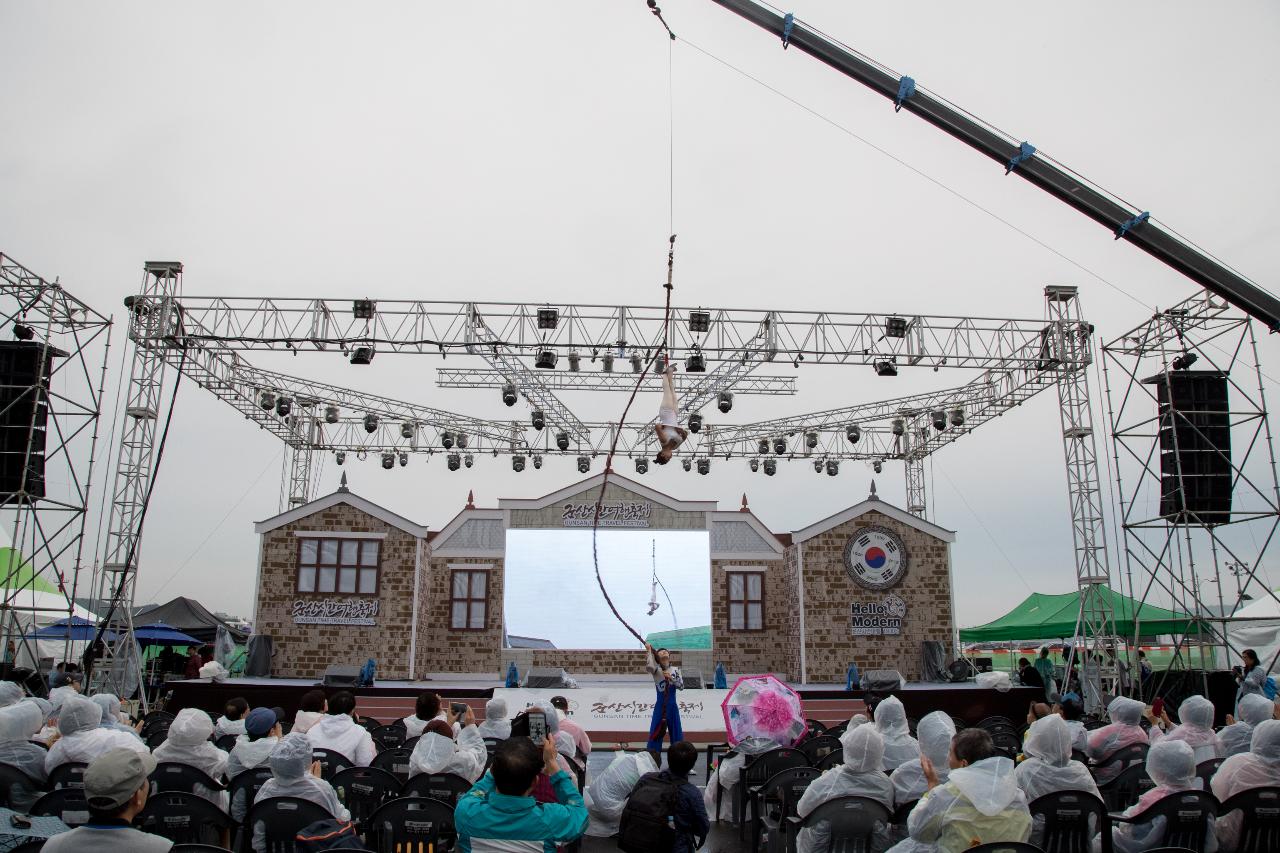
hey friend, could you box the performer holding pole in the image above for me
[644,642,684,765]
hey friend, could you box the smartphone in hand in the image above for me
[1152,697,1164,718]
[527,710,547,746]
[450,702,467,718]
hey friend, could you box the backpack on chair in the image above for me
[618,775,679,853]
[295,818,364,851]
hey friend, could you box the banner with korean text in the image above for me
[494,687,729,734]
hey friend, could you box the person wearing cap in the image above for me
[152,707,229,809]
[252,733,349,853]
[549,696,592,763]
[227,706,282,821]
[46,694,149,773]
[42,748,172,852]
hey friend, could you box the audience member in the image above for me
[1025,702,1052,729]
[252,733,349,853]
[477,696,512,740]
[0,700,49,810]
[48,662,70,689]
[183,646,203,680]
[403,690,440,738]
[0,681,22,707]
[1086,696,1149,784]
[1018,658,1044,692]
[702,735,778,822]
[797,726,895,853]
[1211,718,1280,850]
[39,686,77,744]
[1148,694,1223,762]
[408,710,487,782]
[626,740,708,853]
[1235,648,1267,710]
[306,689,375,765]
[1104,739,1208,853]
[892,711,956,804]
[214,696,249,737]
[550,695,593,761]
[292,689,327,735]
[1219,693,1274,758]
[151,706,229,809]
[584,750,657,837]
[42,749,171,852]
[1016,715,1100,849]
[1034,647,1057,695]
[46,694,149,772]
[873,696,921,771]
[1056,695,1088,753]
[91,693,140,737]
[455,735,589,853]
[887,729,1031,853]
[1138,650,1153,683]
[228,707,282,821]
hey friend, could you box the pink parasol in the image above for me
[720,674,806,747]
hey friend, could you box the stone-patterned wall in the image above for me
[414,556,505,675]
[255,503,419,679]
[796,509,953,682]
[709,558,792,678]
[782,546,803,681]
[509,482,707,530]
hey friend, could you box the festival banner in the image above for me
[494,686,729,733]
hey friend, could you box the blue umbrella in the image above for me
[29,616,117,642]
[132,623,201,646]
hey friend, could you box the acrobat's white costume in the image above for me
[654,363,687,463]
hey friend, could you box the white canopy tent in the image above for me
[4,586,99,669]
[1224,591,1280,673]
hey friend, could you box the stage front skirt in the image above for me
[495,687,729,733]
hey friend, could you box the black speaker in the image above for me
[1144,370,1231,524]
[524,667,572,689]
[321,665,361,688]
[861,669,904,691]
[0,341,61,500]
[680,668,705,689]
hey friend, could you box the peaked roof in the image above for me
[960,586,1201,642]
[498,471,718,513]
[131,595,248,643]
[792,494,955,544]
[254,488,430,538]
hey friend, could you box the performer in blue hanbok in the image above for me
[645,642,684,764]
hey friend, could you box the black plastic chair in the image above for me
[976,715,1017,731]
[46,762,87,790]
[0,762,47,809]
[1220,786,1280,853]
[151,761,227,795]
[214,733,239,752]
[1108,790,1218,853]
[738,748,810,840]
[29,786,90,827]
[1097,763,1154,812]
[370,745,414,785]
[7,841,47,853]
[137,790,235,846]
[1091,743,1149,781]
[402,735,421,752]
[704,742,731,783]
[1029,789,1109,853]
[751,765,821,853]
[965,844,1045,852]
[989,729,1023,760]
[370,724,406,751]
[331,765,401,826]
[804,719,828,739]
[799,736,842,764]
[311,747,354,781]
[245,796,333,853]
[365,796,456,852]
[1194,758,1222,791]
[815,751,844,771]
[401,771,474,808]
[890,799,917,826]
[227,766,275,823]
[358,715,382,731]
[825,721,849,739]
[145,729,170,749]
[785,795,889,853]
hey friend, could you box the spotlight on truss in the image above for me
[688,311,710,333]
[502,382,518,406]
[464,453,474,469]
[535,349,558,369]
[399,452,408,467]
[442,431,455,450]
[531,409,545,431]
[401,422,414,439]
[688,414,703,433]
[324,405,339,424]
[686,349,706,373]
[697,458,710,475]
[873,460,883,474]
[636,458,649,474]
[826,460,839,476]
[456,433,468,449]
[682,458,692,472]
[749,458,759,473]
[275,396,291,417]
[805,431,818,449]
[763,459,777,476]
[363,413,379,434]
[513,455,526,472]
[556,431,569,451]
[577,456,590,474]
[630,352,643,373]
[447,453,460,471]
[717,392,733,414]
[352,299,375,319]
[875,359,898,377]
[381,452,395,470]
[533,454,543,469]
[537,308,559,330]
[349,346,375,365]
[949,408,965,427]
[846,424,861,443]
[891,418,905,436]
[931,410,947,431]
[335,451,346,465]
[601,353,614,373]
[567,351,581,372]
[884,316,908,338]
[772,437,786,455]
[258,389,276,411]
[757,439,769,455]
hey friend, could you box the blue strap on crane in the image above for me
[895,76,916,112]
[1115,211,1151,240]
[781,13,795,49]
[1005,141,1036,174]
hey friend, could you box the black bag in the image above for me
[618,775,679,853]
[296,818,364,851]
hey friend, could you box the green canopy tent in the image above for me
[644,625,712,651]
[960,586,1202,643]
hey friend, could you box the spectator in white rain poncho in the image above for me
[797,725,896,853]
[1100,739,1214,853]
[0,681,23,707]
[873,697,920,771]
[0,701,50,811]
[891,712,956,804]
[407,717,488,783]
[477,697,512,741]
[90,693,140,738]
[1085,696,1149,784]
[228,707,282,822]
[703,736,779,822]
[1219,693,1274,759]
[251,733,349,853]
[38,687,77,745]
[1212,718,1280,851]
[584,750,658,837]
[45,694,149,773]
[1016,715,1100,850]
[1149,695,1223,763]
[152,707,230,810]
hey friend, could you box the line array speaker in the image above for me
[1144,370,1231,525]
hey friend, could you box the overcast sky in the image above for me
[2,2,1278,633]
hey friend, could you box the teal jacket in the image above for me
[455,769,589,853]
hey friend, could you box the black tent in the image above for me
[132,596,247,644]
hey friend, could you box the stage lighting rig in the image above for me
[688,310,710,333]
[763,459,777,476]
[513,455,526,472]
[275,396,291,417]
[399,452,408,467]
[12,323,34,341]
[805,431,818,449]
[501,382,518,406]
[772,437,786,455]
[349,346,375,365]
[686,348,706,373]
[601,353,614,373]
[324,405,340,424]
[447,453,461,471]
[464,453,474,468]
[827,460,839,476]
[688,414,703,433]
[813,459,823,473]
[531,409,545,431]
[577,456,590,474]
[556,431,569,451]
[537,308,559,330]
[1172,351,1199,371]
[335,451,346,465]
[363,413,379,433]
[258,389,276,411]
[873,460,883,474]
[535,349,558,369]
[636,458,649,474]
[630,352,643,373]
[441,431,455,449]
[532,454,543,469]
[875,359,898,377]
[749,459,759,472]
[884,316,908,338]
[697,458,710,475]
[401,422,414,439]
[352,299,375,319]
[381,452,395,470]
[718,392,734,414]
[456,433,468,449]
[891,418,905,436]
[757,439,769,455]
[682,458,692,472]
[567,351,581,372]
[931,410,947,431]
[847,424,861,443]
[949,408,965,427]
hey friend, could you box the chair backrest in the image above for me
[1195,758,1222,790]
[145,729,170,750]
[311,747,354,781]
[170,846,238,853]
[988,730,1022,760]
[743,748,809,786]
[246,796,334,853]
[816,750,845,771]
[800,736,843,763]
[1097,763,1154,812]
[758,766,821,824]
[798,795,890,852]
[151,762,226,794]
[1029,789,1108,853]
[483,737,503,752]
[976,716,1016,732]
[358,715,381,731]
[137,790,235,844]
[1220,786,1280,853]
[365,796,456,851]
[825,721,849,739]
[401,771,474,807]
[1123,790,1218,851]
[1094,743,1149,772]
[890,799,917,825]
[0,762,45,808]
[370,724,406,751]
[227,766,275,822]
[29,786,90,827]
[370,746,415,785]
[47,762,87,790]
[330,765,401,824]
[402,735,421,752]
[805,719,828,738]
[213,733,238,752]
[964,844,1046,852]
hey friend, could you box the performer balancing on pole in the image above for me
[645,642,684,764]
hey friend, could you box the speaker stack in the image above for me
[0,341,63,501]
[1144,370,1231,525]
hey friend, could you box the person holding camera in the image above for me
[409,703,487,783]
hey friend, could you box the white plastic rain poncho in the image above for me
[704,736,779,822]
[214,714,246,738]
[1062,719,1089,754]
[797,726,896,853]
[45,694,149,773]
[152,707,230,810]
[0,681,23,707]
[554,729,583,776]
[1016,716,1101,850]
[1102,738,1215,853]
[1086,697,1149,784]
[1211,719,1280,851]
[873,697,920,771]
[306,712,375,766]
[0,701,50,811]
[90,693,140,737]
[407,725,487,783]
[477,697,511,740]
[252,733,349,853]
[892,712,956,804]
[888,756,1031,853]
[585,751,658,837]
[39,686,78,744]
[228,735,280,821]
[1151,695,1223,763]
[1219,693,1274,759]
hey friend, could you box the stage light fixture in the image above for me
[401,422,414,439]
[636,458,649,474]
[688,311,711,333]
[949,408,965,427]
[752,440,766,456]
[813,459,823,473]
[697,458,710,475]
[763,459,777,476]
[827,460,839,476]
[749,458,759,473]
[399,452,408,467]
[530,409,545,431]
[335,451,346,465]
[363,413,379,433]
[441,431,455,450]
[324,405,340,424]
[577,456,590,474]
[456,433,468,449]
[873,460,883,474]
[381,452,395,470]
[1172,351,1199,371]
[532,454,543,469]
[717,392,734,414]
[891,418,905,436]
[502,382,518,406]
[258,390,276,410]
[537,308,559,330]
[601,353,614,373]
[885,316,908,338]
[686,350,706,373]
[875,359,898,377]
[567,351,581,372]
[447,453,461,471]
[12,323,35,341]
[274,396,291,417]
[352,299,375,319]
[688,413,703,433]
[535,349,558,370]
[349,346,375,365]
[772,437,786,455]
[846,424,861,443]
[805,431,818,449]
[513,455,526,472]
[931,410,947,431]
[464,453,474,468]
[630,352,643,373]
[682,458,692,472]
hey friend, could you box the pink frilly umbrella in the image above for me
[720,674,806,747]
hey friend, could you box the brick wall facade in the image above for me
[709,558,792,677]
[414,556,505,676]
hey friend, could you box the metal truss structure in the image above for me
[0,253,112,677]
[1102,290,1280,683]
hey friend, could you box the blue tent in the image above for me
[133,623,200,646]
[29,616,117,642]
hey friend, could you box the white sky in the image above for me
[1,2,1278,630]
